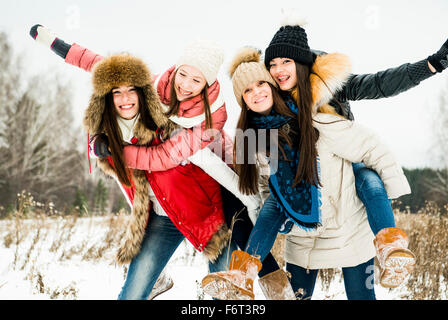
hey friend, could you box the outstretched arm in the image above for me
[30,24,103,72]
[30,25,233,172]
[123,105,228,171]
[338,39,447,101]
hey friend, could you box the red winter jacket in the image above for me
[109,135,224,252]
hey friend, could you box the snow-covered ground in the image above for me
[0,215,410,300]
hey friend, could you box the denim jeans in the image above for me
[287,258,376,300]
[352,162,396,235]
[220,187,280,277]
[118,212,238,300]
[244,195,288,264]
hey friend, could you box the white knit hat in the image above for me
[176,39,225,86]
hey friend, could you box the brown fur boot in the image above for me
[258,269,296,300]
[201,250,262,300]
[147,270,174,300]
[374,227,416,288]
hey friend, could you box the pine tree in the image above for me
[93,179,109,215]
[0,31,85,210]
[72,188,88,216]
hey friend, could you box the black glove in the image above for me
[428,39,448,73]
[29,24,71,59]
[91,134,112,158]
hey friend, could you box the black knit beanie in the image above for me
[264,25,314,68]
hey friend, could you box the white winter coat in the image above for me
[284,111,411,269]
[280,52,411,270]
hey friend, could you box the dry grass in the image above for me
[271,202,448,300]
[396,203,448,300]
[1,192,447,299]
[0,192,129,299]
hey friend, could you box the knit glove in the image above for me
[29,24,71,59]
[428,39,448,73]
[89,134,112,159]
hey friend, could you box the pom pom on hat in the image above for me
[279,8,308,27]
[228,47,262,78]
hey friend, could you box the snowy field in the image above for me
[0,215,412,300]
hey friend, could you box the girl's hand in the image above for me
[90,134,112,158]
[428,38,448,73]
[29,24,71,59]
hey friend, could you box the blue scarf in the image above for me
[249,97,322,233]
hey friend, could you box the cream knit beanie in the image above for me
[229,47,278,108]
[176,39,225,86]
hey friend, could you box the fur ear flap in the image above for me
[279,8,308,27]
[228,47,262,78]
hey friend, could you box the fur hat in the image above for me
[84,53,170,137]
[176,39,224,86]
[91,54,152,97]
[229,47,277,108]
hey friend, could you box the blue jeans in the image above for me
[118,212,238,300]
[286,258,376,300]
[352,162,395,235]
[244,195,287,263]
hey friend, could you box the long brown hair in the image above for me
[293,62,321,188]
[102,87,157,187]
[234,82,296,195]
[236,62,323,194]
[165,69,213,130]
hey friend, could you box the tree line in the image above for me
[397,168,448,214]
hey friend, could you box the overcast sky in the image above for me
[1,0,447,169]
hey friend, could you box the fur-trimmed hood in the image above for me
[310,52,352,112]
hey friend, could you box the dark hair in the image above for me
[102,87,157,187]
[165,69,213,130]
[292,62,321,188]
[234,82,296,195]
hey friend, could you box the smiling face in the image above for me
[174,65,207,101]
[268,57,298,91]
[242,80,274,115]
[112,85,139,120]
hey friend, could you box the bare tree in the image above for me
[0,32,86,209]
[0,31,130,214]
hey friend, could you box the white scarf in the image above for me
[117,115,139,143]
[117,114,168,216]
